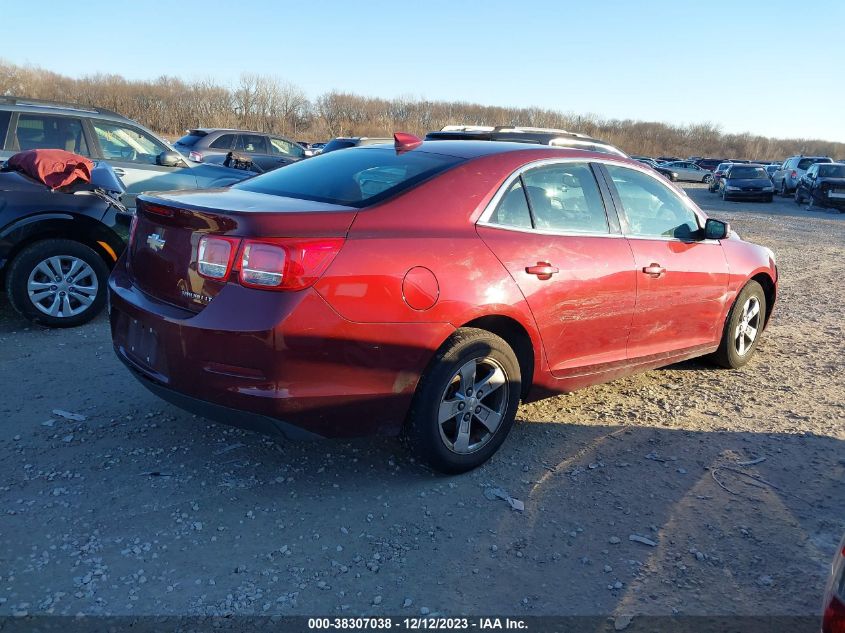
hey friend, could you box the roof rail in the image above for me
[440,124,590,139]
[0,95,122,118]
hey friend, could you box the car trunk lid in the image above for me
[128,189,357,312]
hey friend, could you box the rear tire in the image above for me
[712,280,766,369]
[794,189,804,204]
[6,239,109,328]
[703,174,713,184]
[404,328,521,474]
[780,180,789,197]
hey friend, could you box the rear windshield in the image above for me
[818,165,845,178]
[797,157,831,170]
[729,167,768,179]
[175,133,206,146]
[234,147,465,208]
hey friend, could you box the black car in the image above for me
[0,157,128,327]
[719,164,775,202]
[794,162,845,211]
[173,128,307,172]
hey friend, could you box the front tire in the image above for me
[712,280,766,369]
[6,239,109,328]
[404,328,521,474]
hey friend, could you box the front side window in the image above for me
[605,164,700,239]
[93,121,166,164]
[270,137,304,158]
[236,134,268,154]
[521,163,609,233]
[235,147,464,208]
[15,114,89,155]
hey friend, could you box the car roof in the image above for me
[187,128,298,138]
[0,96,129,124]
[356,139,636,161]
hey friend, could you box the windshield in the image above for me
[234,147,465,208]
[729,167,768,179]
[818,165,845,178]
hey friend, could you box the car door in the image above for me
[235,134,271,171]
[90,119,197,209]
[601,163,729,360]
[476,160,637,377]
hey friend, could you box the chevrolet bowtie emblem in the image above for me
[147,233,166,251]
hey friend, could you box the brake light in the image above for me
[197,235,240,280]
[189,151,203,162]
[239,238,344,290]
[791,170,797,178]
[824,594,845,633]
[127,214,139,248]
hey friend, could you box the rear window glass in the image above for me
[175,133,205,147]
[729,167,768,179]
[797,157,831,170]
[235,147,465,208]
[818,165,845,178]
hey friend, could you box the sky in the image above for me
[3,0,844,142]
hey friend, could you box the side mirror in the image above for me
[157,150,183,167]
[705,218,730,240]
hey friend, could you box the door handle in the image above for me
[525,262,559,280]
[112,168,126,177]
[642,263,666,277]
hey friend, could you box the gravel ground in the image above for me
[0,184,843,620]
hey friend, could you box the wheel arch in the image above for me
[1,215,122,283]
[459,314,536,399]
[750,271,776,329]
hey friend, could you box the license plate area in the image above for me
[125,317,167,377]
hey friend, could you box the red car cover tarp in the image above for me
[6,149,94,189]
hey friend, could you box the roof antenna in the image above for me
[394,132,422,152]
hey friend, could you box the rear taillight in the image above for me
[197,235,240,280]
[127,215,139,249]
[189,151,203,162]
[239,238,344,291]
[791,170,798,178]
[823,543,845,633]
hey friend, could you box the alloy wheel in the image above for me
[734,296,761,356]
[27,255,98,318]
[437,357,509,454]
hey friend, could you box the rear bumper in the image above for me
[109,263,453,439]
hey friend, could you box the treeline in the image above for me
[2,60,843,160]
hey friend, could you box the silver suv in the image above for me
[0,96,251,209]
[772,155,833,196]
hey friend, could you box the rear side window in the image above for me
[15,114,89,155]
[490,179,532,229]
[175,133,205,147]
[210,134,235,150]
[0,111,10,149]
[797,157,831,170]
[522,163,609,233]
[237,134,268,154]
[606,164,699,239]
[235,147,464,208]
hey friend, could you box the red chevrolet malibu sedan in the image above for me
[109,136,777,473]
